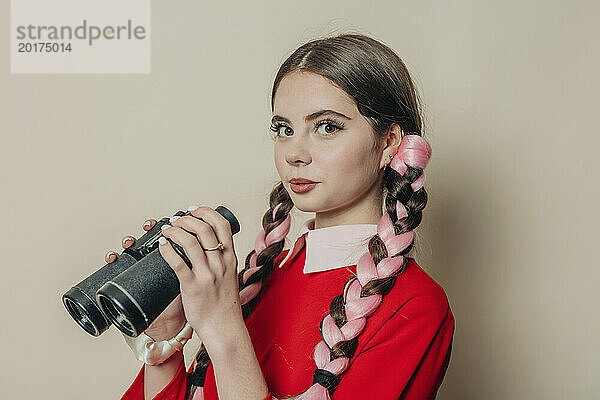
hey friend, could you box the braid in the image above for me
[239,182,294,317]
[186,181,294,399]
[276,133,432,400]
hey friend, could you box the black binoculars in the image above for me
[62,205,240,338]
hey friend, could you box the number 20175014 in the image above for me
[18,42,72,53]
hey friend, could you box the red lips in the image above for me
[290,178,317,184]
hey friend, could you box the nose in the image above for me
[285,135,312,166]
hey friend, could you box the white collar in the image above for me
[278,218,378,274]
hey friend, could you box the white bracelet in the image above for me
[123,322,194,366]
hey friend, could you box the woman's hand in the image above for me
[157,206,242,341]
[104,218,157,264]
[104,218,187,341]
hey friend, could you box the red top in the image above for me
[122,245,455,400]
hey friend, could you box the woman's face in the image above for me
[272,71,387,220]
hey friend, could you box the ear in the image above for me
[379,123,404,169]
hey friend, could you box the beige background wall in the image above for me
[1,1,598,399]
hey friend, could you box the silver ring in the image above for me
[204,242,224,251]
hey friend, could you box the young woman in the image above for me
[106,33,455,400]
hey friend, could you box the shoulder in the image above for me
[394,257,450,313]
[356,257,454,353]
[370,257,452,331]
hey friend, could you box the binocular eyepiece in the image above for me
[62,205,240,338]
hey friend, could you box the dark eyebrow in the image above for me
[271,109,352,125]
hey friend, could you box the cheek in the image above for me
[322,145,378,184]
[273,144,285,175]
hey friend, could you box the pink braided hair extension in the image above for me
[239,203,291,306]
[278,134,432,400]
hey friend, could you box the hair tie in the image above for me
[391,134,432,172]
[312,368,340,394]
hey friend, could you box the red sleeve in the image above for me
[331,294,455,400]
[121,358,189,400]
[121,362,273,400]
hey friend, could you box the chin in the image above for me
[290,196,342,214]
[294,204,319,213]
[289,199,317,213]
[288,195,323,213]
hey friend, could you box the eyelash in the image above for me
[269,118,346,138]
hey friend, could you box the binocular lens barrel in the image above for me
[62,252,139,336]
[63,292,104,336]
[95,206,240,337]
[63,205,240,338]
[96,248,180,337]
[62,213,173,336]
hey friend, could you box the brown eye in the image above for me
[316,120,343,136]
[270,123,293,137]
[279,126,293,137]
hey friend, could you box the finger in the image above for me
[171,215,226,277]
[157,235,194,284]
[187,206,237,273]
[142,219,157,231]
[105,250,118,263]
[160,224,215,280]
[122,235,135,249]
